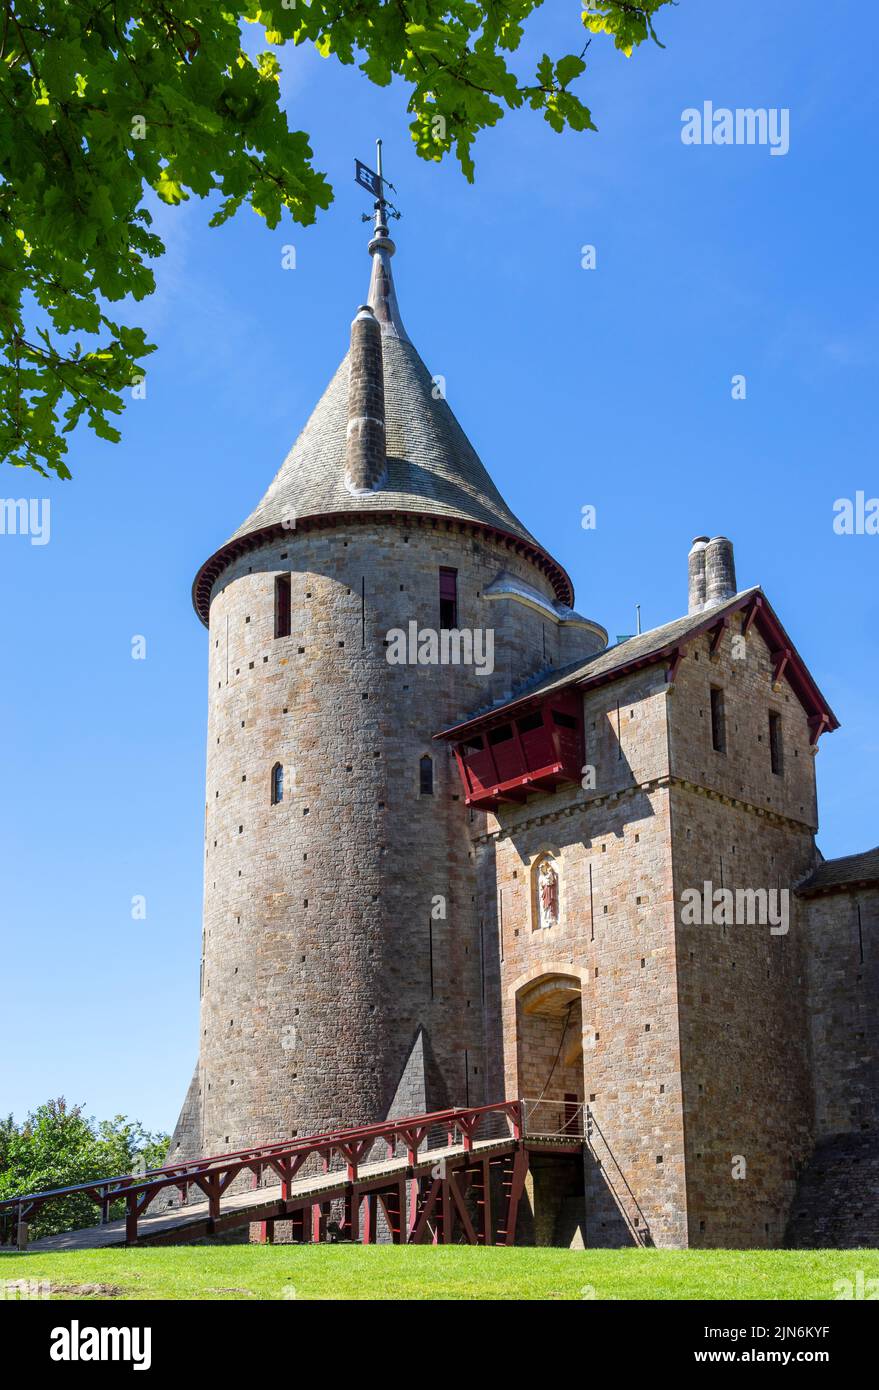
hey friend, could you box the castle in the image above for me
[170,191,878,1250]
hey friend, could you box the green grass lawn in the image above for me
[1,1245,877,1300]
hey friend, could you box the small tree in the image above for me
[0,1098,168,1239]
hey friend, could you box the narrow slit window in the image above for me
[419,755,434,795]
[271,762,284,805]
[439,567,458,629]
[769,711,783,775]
[710,687,726,753]
[274,574,291,639]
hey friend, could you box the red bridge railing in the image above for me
[0,1100,522,1247]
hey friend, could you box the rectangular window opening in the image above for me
[419,755,434,795]
[710,686,726,753]
[516,711,543,735]
[439,567,458,628]
[274,574,291,639]
[487,724,514,746]
[769,710,783,775]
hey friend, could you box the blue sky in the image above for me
[1,0,876,1132]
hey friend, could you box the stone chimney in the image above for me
[704,535,737,607]
[344,304,386,495]
[687,536,709,614]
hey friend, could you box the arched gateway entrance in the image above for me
[515,974,585,1137]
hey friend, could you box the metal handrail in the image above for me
[521,1095,587,1139]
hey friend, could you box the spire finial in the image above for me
[354,141,408,342]
[355,138,401,240]
[374,138,388,239]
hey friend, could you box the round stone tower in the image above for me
[185,173,606,1156]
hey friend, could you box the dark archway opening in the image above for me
[516,975,584,1138]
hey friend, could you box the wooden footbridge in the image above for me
[0,1100,586,1252]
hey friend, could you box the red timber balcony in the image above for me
[445,690,584,811]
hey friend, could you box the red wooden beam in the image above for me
[447,1170,478,1245]
[742,595,761,637]
[377,1182,406,1243]
[441,1174,452,1244]
[772,647,791,688]
[709,617,728,657]
[453,744,472,800]
[410,1179,441,1244]
[125,1192,138,1245]
[407,1177,420,1241]
[481,1158,493,1245]
[503,1150,529,1247]
[809,713,828,746]
[666,648,684,684]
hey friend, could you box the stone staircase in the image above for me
[785,1131,879,1248]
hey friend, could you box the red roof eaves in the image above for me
[434,591,840,742]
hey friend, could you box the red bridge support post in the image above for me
[503,1150,529,1247]
[125,1193,138,1245]
[479,1158,494,1245]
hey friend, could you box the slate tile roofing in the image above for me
[797,847,879,894]
[193,216,572,622]
[228,332,537,545]
[436,586,838,739]
[436,589,763,736]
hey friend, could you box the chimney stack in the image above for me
[687,536,709,614]
[704,536,737,607]
[344,304,386,495]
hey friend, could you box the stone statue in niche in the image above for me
[537,858,559,930]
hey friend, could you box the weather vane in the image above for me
[355,138,402,225]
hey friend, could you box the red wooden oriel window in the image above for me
[449,692,584,810]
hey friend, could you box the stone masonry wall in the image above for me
[667,617,819,1247]
[801,885,879,1138]
[197,517,598,1157]
[475,664,689,1247]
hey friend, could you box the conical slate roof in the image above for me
[193,215,572,623]
[228,335,537,543]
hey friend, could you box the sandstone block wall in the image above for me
[472,611,832,1249]
[802,885,879,1138]
[667,610,818,830]
[197,518,593,1156]
[475,665,689,1247]
[667,618,819,1246]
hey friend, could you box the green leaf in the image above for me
[556,54,586,87]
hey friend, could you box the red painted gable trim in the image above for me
[435,592,839,743]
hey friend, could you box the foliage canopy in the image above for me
[0,1,672,477]
[0,1098,168,1238]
